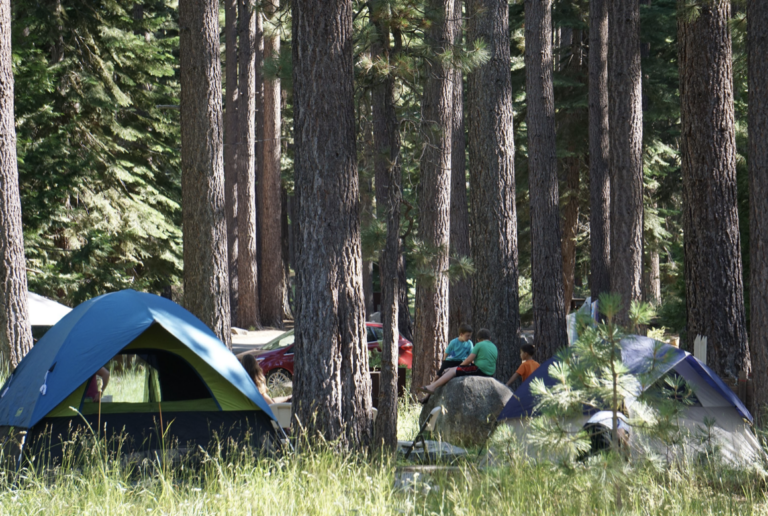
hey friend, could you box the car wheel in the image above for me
[267,369,293,390]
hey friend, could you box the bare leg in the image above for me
[422,367,458,394]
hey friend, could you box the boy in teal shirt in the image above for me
[437,324,473,376]
[420,328,498,394]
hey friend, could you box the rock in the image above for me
[419,376,512,448]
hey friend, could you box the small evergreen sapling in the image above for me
[528,293,695,463]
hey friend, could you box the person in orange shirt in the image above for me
[505,344,539,388]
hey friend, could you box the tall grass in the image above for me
[0,404,765,515]
[1,359,766,514]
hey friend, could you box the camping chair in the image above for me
[402,405,444,460]
[270,420,293,450]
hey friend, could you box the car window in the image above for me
[367,328,379,343]
[371,327,383,341]
[262,331,295,350]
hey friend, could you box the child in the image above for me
[437,324,473,377]
[420,328,497,394]
[505,344,539,387]
[241,354,276,405]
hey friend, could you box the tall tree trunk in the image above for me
[643,240,661,305]
[411,0,455,394]
[280,185,293,317]
[361,169,375,317]
[259,0,287,328]
[525,0,567,360]
[224,0,239,327]
[0,0,32,367]
[371,0,401,448]
[608,0,643,323]
[679,0,749,380]
[237,0,261,330]
[467,0,520,381]
[179,0,232,346]
[561,157,580,313]
[292,0,372,446]
[749,0,768,421]
[398,251,413,341]
[561,27,584,315]
[449,0,472,339]
[588,0,610,301]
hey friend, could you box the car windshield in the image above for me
[262,331,295,351]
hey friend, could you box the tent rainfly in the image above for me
[27,292,72,328]
[0,290,280,461]
[498,336,763,465]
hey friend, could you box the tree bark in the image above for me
[608,0,643,324]
[179,0,232,346]
[280,185,293,317]
[259,0,287,328]
[588,0,610,301]
[561,27,584,315]
[525,0,567,360]
[467,0,521,381]
[411,0,455,394]
[361,169,375,317]
[292,0,372,446]
[398,251,413,341]
[371,0,401,449]
[562,156,580,313]
[0,0,32,367]
[679,0,750,380]
[236,0,261,330]
[224,0,239,327]
[449,1,472,339]
[643,241,661,305]
[749,0,768,422]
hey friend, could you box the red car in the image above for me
[249,323,413,390]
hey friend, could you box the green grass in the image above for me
[107,365,146,402]
[0,402,766,515]
[2,365,766,514]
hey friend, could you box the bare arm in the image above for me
[94,367,110,401]
[505,372,519,387]
[459,353,476,367]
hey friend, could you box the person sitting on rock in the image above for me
[419,328,498,395]
[437,323,474,377]
[505,344,540,388]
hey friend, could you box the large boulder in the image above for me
[419,376,512,448]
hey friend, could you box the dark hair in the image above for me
[458,323,473,335]
[521,344,536,357]
[241,353,267,391]
[477,328,492,341]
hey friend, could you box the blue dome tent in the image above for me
[0,290,280,461]
[498,336,762,464]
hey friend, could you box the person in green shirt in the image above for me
[419,328,498,395]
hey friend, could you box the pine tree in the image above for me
[748,0,768,422]
[236,0,261,329]
[224,0,240,327]
[179,0,232,344]
[679,0,749,379]
[0,0,32,366]
[292,0,372,446]
[468,0,521,380]
[525,0,567,360]
[411,0,455,393]
[608,0,644,324]
[449,0,471,338]
[14,0,183,304]
[370,0,402,449]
